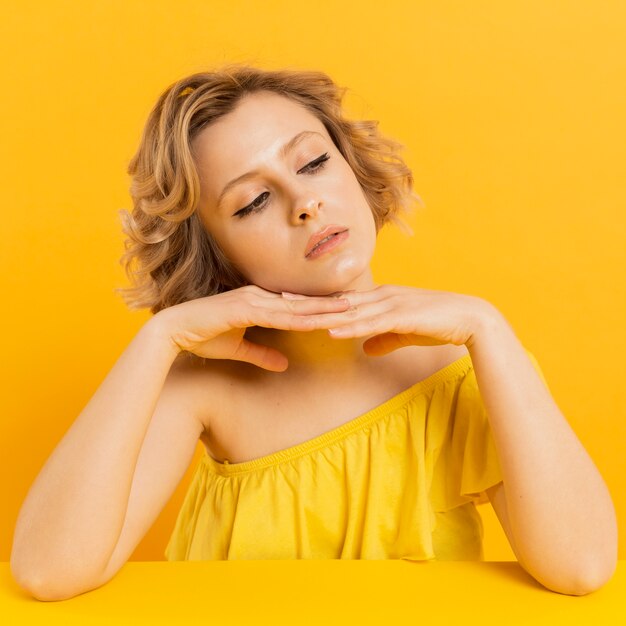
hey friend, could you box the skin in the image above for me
[188,91,618,594]
[190,90,476,373]
[192,90,378,298]
[10,90,615,600]
[191,90,383,373]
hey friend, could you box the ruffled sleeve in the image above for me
[428,346,547,512]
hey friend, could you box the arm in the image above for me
[10,286,352,601]
[297,283,619,594]
[467,304,618,595]
[10,314,203,601]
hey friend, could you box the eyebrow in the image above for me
[215,130,325,209]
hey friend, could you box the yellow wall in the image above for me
[1,1,624,562]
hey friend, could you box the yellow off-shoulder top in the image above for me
[165,348,547,562]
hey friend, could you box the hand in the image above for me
[283,284,493,356]
[153,285,352,371]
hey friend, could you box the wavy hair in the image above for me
[115,63,422,314]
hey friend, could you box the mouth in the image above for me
[305,225,349,258]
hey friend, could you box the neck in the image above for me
[245,326,369,373]
[246,270,378,374]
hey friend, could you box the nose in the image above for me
[290,195,321,225]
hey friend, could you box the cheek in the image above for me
[353,186,377,236]
[219,225,287,273]
[198,214,282,285]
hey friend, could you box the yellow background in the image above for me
[1,0,624,563]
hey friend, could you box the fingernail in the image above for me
[328,328,347,336]
[282,291,301,300]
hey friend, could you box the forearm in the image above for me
[466,305,618,593]
[11,314,180,587]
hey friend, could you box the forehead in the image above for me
[191,91,330,189]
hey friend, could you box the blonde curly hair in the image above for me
[116,63,422,314]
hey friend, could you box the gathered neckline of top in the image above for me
[201,353,473,477]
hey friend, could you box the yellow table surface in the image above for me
[2,560,624,625]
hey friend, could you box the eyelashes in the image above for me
[233,152,330,218]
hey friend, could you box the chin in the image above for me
[276,262,373,296]
[246,248,375,296]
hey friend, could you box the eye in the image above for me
[233,153,330,218]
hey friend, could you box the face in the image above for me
[191,90,377,296]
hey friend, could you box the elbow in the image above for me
[546,566,616,597]
[10,553,105,602]
[10,528,117,601]
[528,553,618,597]
[572,554,619,596]
[11,562,62,602]
[566,522,620,596]
[11,568,100,602]
[11,563,81,602]
[518,513,619,596]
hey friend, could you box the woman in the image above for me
[11,64,617,601]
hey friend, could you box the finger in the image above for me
[328,318,391,339]
[333,286,395,306]
[362,333,416,356]
[278,295,352,316]
[232,295,352,329]
[281,291,349,301]
[294,300,391,332]
[231,338,289,372]
[326,289,356,298]
[362,333,407,356]
[364,333,445,355]
[243,288,351,310]
[240,308,352,333]
[281,291,309,300]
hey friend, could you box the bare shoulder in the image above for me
[163,342,470,436]
[404,342,469,380]
[165,352,242,433]
[433,342,470,368]
[413,342,470,385]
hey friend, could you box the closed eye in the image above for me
[233,153,330,218]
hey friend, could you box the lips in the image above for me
[305,225,349,257]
